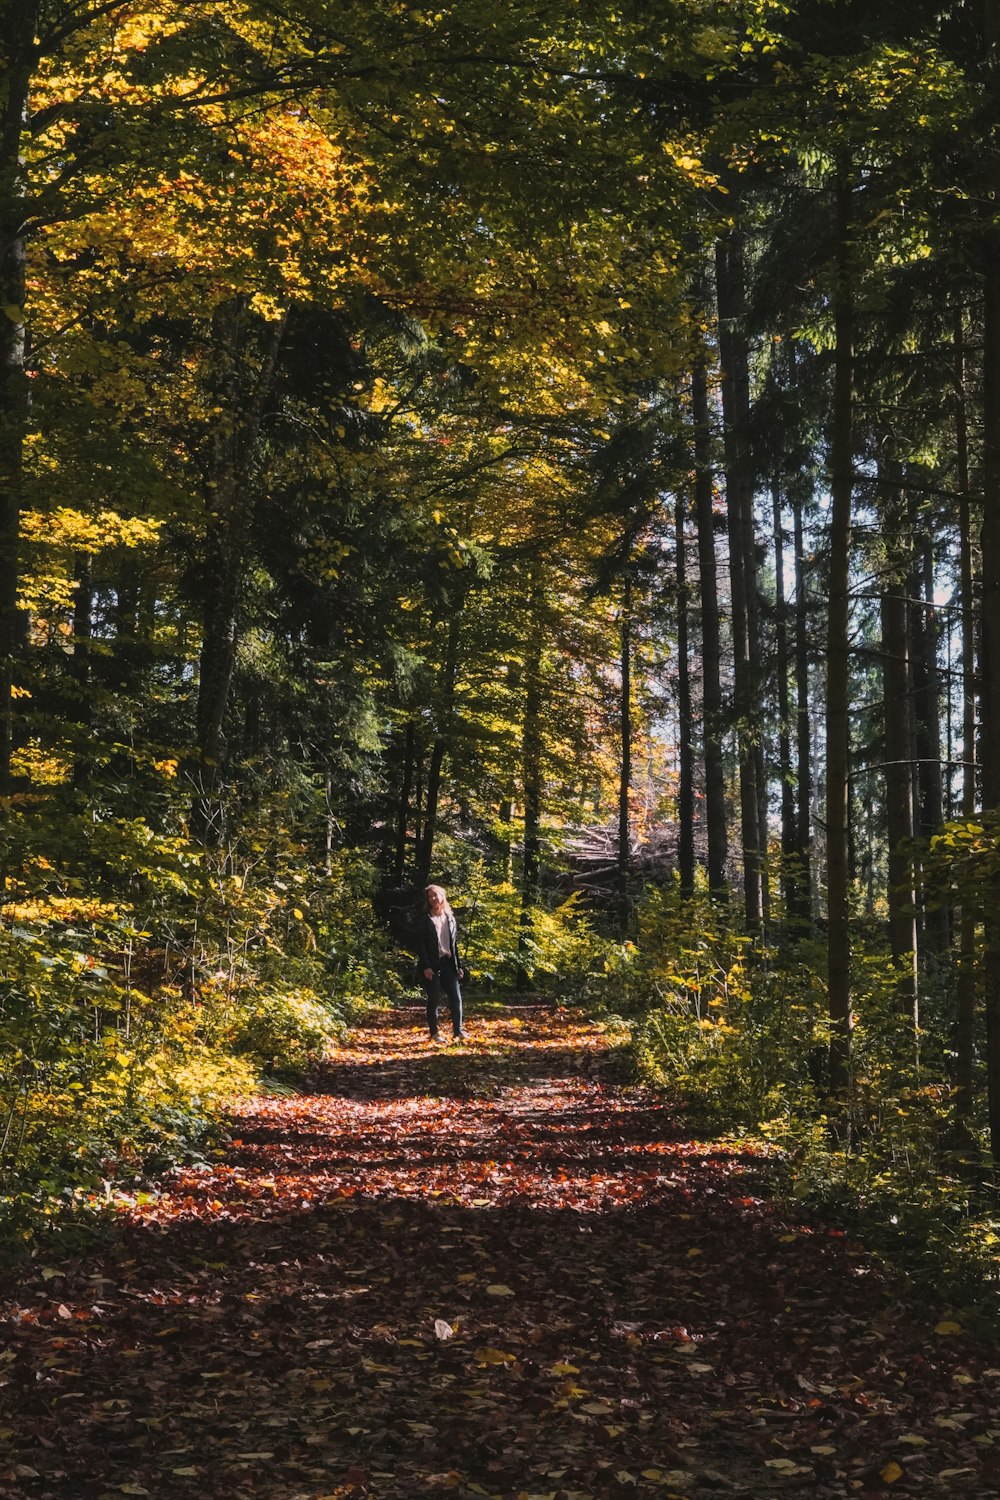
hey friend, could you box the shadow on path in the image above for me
[0,1003,997,1499]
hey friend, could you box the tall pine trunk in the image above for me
[0,0,38,796]
[825,176,855,1095]
[394,720,416,883]
[418,609,462,885]
[792,492,813,928]
[716,234,763,930]
[879,467,918,1022]
[980,0,1000,1162]
[691,324,728,895]
[617,567,633,933]
[910,529,948,955]
[906,494,946,963]
[773,483,796,922]
[676,491,695,898]
[954,305,978,1125]
[517,568,544,988]
[193,302,287,836]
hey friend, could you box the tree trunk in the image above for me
[980,0,1000,1164]
[0,0,39,796]
[954,304,978,1125]
[792,491,813,928]
[906,495,946,910]
[879,469,919,1023]
[793,499,813,908]
[825,176,855,1095]
[112,564,139,688]
[517,573,544,988]
[71,553,93,695]
[772,482,796,922]
[324,766,335,877]
[193,303,287,835]
[394,720,416,883]
[691,322,728,895]
[617,567,633,933]
[498,792,515,883]
[413,735,425,866]
[910,528,949,954]
[917,534,953,954]
[676,490,695,898]
[419,735,447,884]
[917,541,945,837]
[716,234,763,931]
[418,610,462,885]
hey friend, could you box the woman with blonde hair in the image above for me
[416,884,466,1043]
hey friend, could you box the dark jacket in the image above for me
[416,910,461,976]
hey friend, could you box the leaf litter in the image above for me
[1,1001,999,1497]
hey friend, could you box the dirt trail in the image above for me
[0,1002,998,1499]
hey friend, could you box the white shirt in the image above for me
[431,912,452,957]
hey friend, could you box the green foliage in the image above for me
[596,885,828,1124]
[0,786,402,1249]
[0,907,255,1247]
[453,879,611,998]
[230,987,345,1078]
[924,813,1000,917]
[607,890,1000,1319]
[586,883,758,1017]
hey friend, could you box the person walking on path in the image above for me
[417,884,466,1042]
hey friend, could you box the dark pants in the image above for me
[425,954,463,1037]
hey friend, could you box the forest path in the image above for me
[1,1001,998,1499]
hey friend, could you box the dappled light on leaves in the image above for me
[122,1008,757,1225]
[1,1005,999,1498]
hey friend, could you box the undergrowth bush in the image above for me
[231,986,347,1077]
[0,788,402,1252]
[603,888,829,1125]
[602,882,1000,1321]
[428,840,612,995]
[463,883,607,995]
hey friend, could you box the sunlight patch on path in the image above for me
[124,1004,759,1224]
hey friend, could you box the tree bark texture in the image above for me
[394,720,416,883]
[617,567,633,934]
[879,469,918,1024]
[772,483,796,923]
[825,177,855,1095]
[517,569,544,987]
[906,493,945,846]
[0,0,39,795]
[793,493,813,928]
[980,0,1000,1164]
[954,305,978,1123]
[911,529,948,954]
[193,301,287,832]
[675,490,695,898]
[418,610,462,885]
[691,328,728,896]
[716,234,763,931]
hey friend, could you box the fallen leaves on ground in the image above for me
[1,1001,999,1498]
